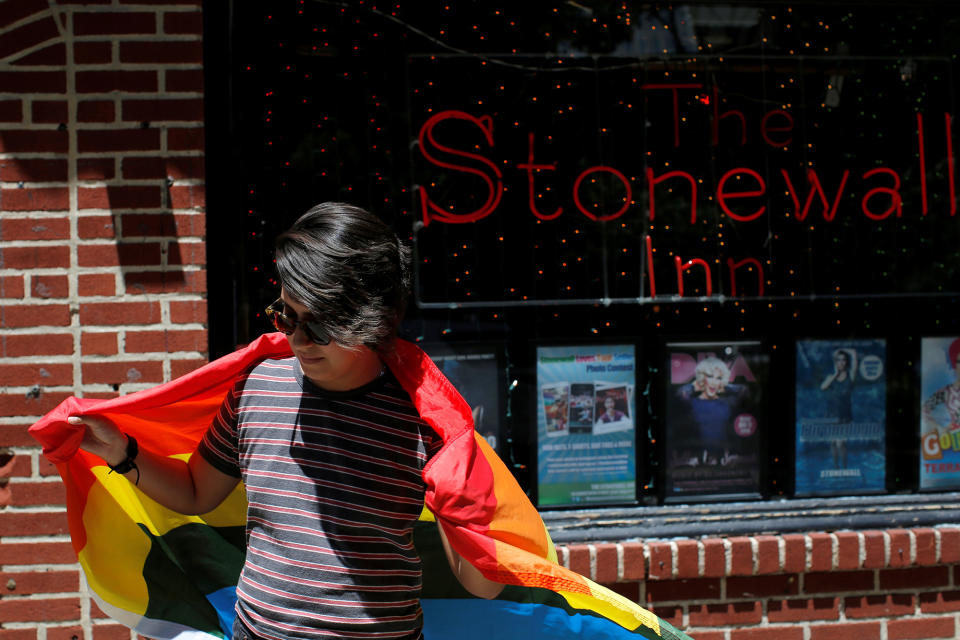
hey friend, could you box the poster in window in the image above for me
[536,344,637,507]
[423,345,504,456]
[794,339,887,496]
[920,337,960,489]
[664,341,767,500]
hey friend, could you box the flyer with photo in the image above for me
[664,341,767,499]
[920,337,960,489]
[794,338,887,496]
[536,344,637,507]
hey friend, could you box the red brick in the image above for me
[84,392,120,400]
[863,530,886,568]
[1,570,79,595]
[0,158,67,182]
[124,269,206,295]
[940,528,960,563]
[1,187,69,211]
[809,622,882,640]
[805,569,874,594]
[844,594,914,619]
[120,40,202,64]
[0,129,68,153]
[0,631,36,640]
[30,99,67,124]
[8,455,30,477]
[0,275,24,298]
[82,332,118,356]
[78,273,117,297]
[688,601,761,627]
[170,299,206,323]
[166,68,203,93]
[675,539,699,578]
[76,70,158,94]
[0,246,69,269]
[0,597,80,622]
[0,362,72,387]
[0,510,68,536]
[593,543,618,584]
[77,158,116,181]
[726,574,798,598]
[0,71,65,93]
[0,0,50,30]
[11,43,65,66]
[729,537,753,576]
[1,333,73,357]
[650,604,681,627]
[122,157,205,181]
[126,329,206,353]
[754,535,780,575]
[729,627,803,640]
[1,216,70,240]
[163,11,201,34]
[888,529,911,567]
[685,633,724,640]
[0,541,76,566]
[621,542,644,581]
[702,537,725,577]
[171,358,207,379]
[915,528,937,566]
[566,544,590,578]
[887,617,955,639]
[78,243,162,267]
[0,391,71,417]
[122,212,204,236]
[0,100,21,121]
[39,456,58,476]
[74,41,113,64]
[78,185,162,210]
[92,625,130,640]
[82,360,163,385]
[836,531,861,570]
[74,11,155,35]
[79,301,160,325]
[169,183,205,209]
[122,98,204,122]
[78,215,117,239]
[78,128,160,153]
[767,597,839,622]
[782,534,806,573]
[599,580,638,602]
[648,542,673,580]
[9,480,66,507]
[880,567,950,591]
[809,532,833,571]
[167,127,204,151]
[47,626,85,640]
[646,578,720,603]
[0,18,60,60]
[77,100,116,123]
[32,274,69,298]
[1,303,70,327]
[920,590,960,613]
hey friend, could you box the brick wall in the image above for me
[0,1,205,639]
[559,526,960,639]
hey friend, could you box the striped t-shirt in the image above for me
[198,356,442,640]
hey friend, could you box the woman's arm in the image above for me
[436,521,505,599]
[67,414,239,515]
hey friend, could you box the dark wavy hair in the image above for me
[274,202,411,352]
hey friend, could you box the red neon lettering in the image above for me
[947,112,956,216]
[573,166,631,221]
[417,110,503,226]
[516,132,562,220]
[674,256,712,297]
[726,257,765,297]
[645,234,657,297]
[641,83,703,148]
[780,169,850,222]
[716,168,766,222]
[646,168,697,223]
[917,112,928,215]
[761,109,794,148]
[711,86,746,146]
[861,167,903,220]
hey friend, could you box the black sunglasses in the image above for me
[265,299,332,345]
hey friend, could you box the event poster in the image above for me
[536,344,637,507]
[794,339,887,496]
[664,342,767,499]
[920,337,960,489]
[424,345,504,456]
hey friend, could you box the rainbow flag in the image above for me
[30,333,693,640]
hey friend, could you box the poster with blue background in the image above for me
[795,339,886,495]
[536,344,637,507]
[920,337,960,489]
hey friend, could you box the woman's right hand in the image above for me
[67,415,128,466]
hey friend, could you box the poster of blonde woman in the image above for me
[920,337,960,489]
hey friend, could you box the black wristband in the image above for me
[108,435,140,485]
